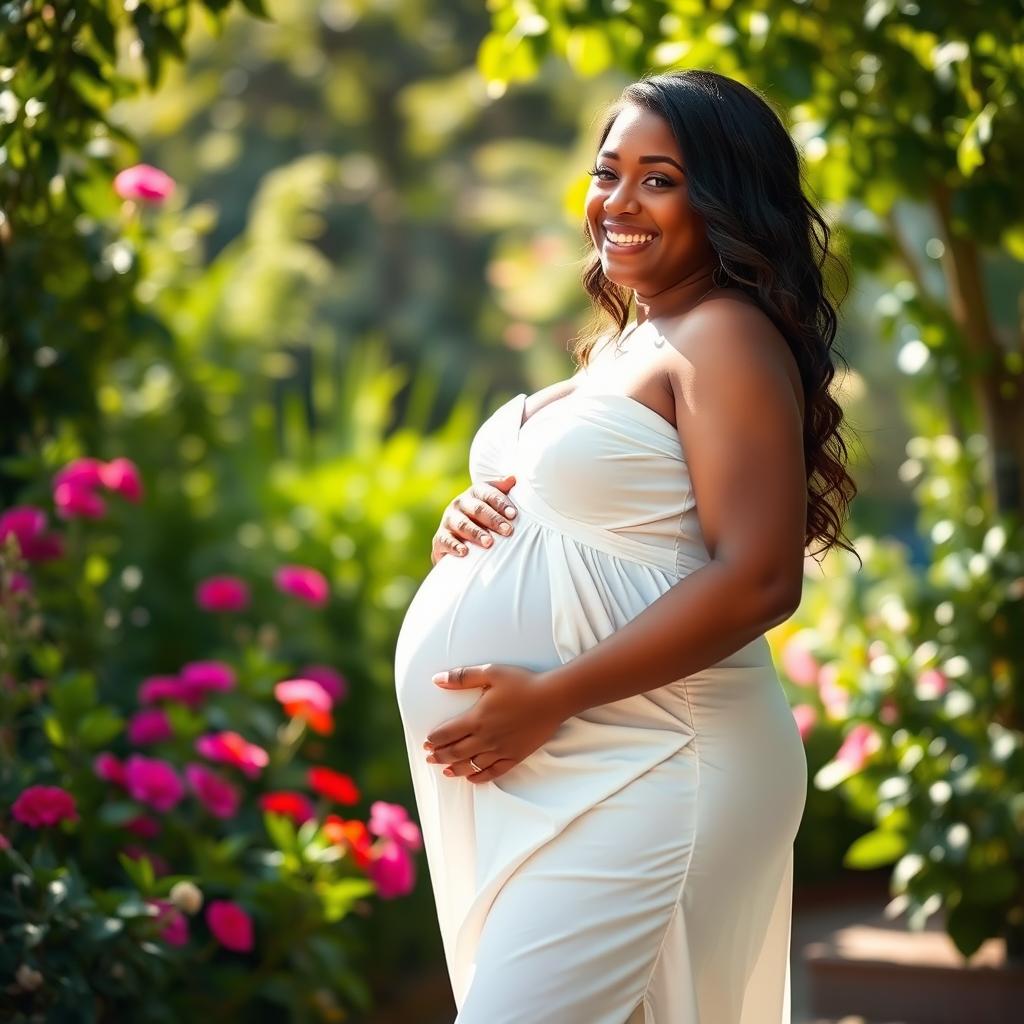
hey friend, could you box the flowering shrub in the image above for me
[0,456,422,1020]
[771,433,1024,961]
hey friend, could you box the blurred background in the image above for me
[1,1,1022,1021]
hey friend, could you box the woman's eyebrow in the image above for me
[599,150,685,174]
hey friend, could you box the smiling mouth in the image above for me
[602,231,657,252]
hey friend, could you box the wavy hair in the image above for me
[574,69,860,567]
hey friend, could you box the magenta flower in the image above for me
[835,723,881,773]
[297,664,348,702]
[274,565,329,607]
[148,898,188,946]
[195,576,250,613]
[369,839,416,899]
[123,754,184,812]
[195,731,269,779]
[11,785,79,828]
[185,763,240,819]
[791,704,818,742]
[138,675,187,705]
[114,163,176,204]
[0,833,10,850]
[99,458,143,502]
[367,801,422,852]
[206,900,254,953]
[128,708,174,746]
[0,506,63,562]
[53,458,105,491]
[53,481,106,520]
[94,752,126,786]
[180,661,236,698]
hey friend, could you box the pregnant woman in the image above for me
[394,69,857,1023]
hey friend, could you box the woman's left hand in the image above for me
[423,664,566,783]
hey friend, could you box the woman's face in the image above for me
[584,102,715,294]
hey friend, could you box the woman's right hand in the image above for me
[431,474,518,565]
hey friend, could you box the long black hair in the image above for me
[575,69,859,566]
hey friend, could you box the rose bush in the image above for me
[0,456,422,1021]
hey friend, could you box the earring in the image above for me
[712,254,730,288]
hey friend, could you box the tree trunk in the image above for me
[930,181,1024,516]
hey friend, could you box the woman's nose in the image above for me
[604,180,641,216]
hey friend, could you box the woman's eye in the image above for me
[586,167,672,188]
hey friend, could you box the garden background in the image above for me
[1,0,1022,1021]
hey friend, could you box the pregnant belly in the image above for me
[394,529,561,742]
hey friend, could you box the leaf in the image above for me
[844,828,907,869]
[239,0,273,20]
[956,102,996,177]
[77,708,123,748]
[263,811,298,853]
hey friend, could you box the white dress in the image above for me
[393,385,808,1023]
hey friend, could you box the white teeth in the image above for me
[606,231,654,245]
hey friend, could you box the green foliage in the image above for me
[775,432,1024,959]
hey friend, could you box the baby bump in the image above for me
[394,525,562,741]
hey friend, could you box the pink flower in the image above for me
[185,763,240,819]
[53,481,106,519]
[369,839,416,899]
[835,723,881,774]
[206,900,254,953]
[138,675,187,705]
[125,815,161,839]
[274,678,334,735]
[128,708,173,745]
[11,785,79,828]
[195,576,250,613]
[817,663,850,718]
[123,755,184,812]
[180,661,236,699]
[0,833,10,850]
[274,565,329,607]
[94,752,126,786]
[114,163,176,204]
[99,458,143,502]
[781,635,820,687]
[297,664,347,702]
[148,898,188,946]
[53,458,105,492]
[367,801,422,852]
[0,506,63,562]
[915,668,949,700]
[195,731,269,779]
[260,791,315,825]
[791,704,818,742]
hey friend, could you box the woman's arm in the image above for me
[542,300,808,720]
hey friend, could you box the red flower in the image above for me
[260,791,315,825]
[323,814,373,871]
[11,785,79,827]
[195,731,268,779]
[308,766,360,805]
[205,899,253,952]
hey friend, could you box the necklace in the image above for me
[612,283,723,359]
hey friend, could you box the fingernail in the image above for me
[505,507,516,517]
[443,768,454,777]
[498,523,511,534]
[481,535,492,546]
